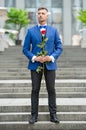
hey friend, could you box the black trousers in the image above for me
[31,66,57,117]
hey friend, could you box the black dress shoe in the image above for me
[29,115,37,124]
[50,114,59,123]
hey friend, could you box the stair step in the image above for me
[0,75,86,79]
[0,68,86,72]
[0,98,86,106]
[0,79,86,84]
[1,71,86,75]
[0,121,86,130]
[0,92,86,98]
[0,105,86,113]
[0,112,86,121]
[0,87,86,92]
[0,98,86,112]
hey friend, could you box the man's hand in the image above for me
[43,56,52,62]
[34,56,52,63]
[34,56,44,63]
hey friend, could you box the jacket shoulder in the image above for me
[47,25,57,31]
[48,25,56,28]
[29,25,38,30]
[26,25,38,35]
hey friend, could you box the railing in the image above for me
[79,28,86,48]
[0,28,18,52]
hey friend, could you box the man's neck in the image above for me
[39,22,47,25]
[38,23,47,26]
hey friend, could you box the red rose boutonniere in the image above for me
[36,28,48,73]
[40,28,46,37]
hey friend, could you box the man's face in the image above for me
[37,9,48,23]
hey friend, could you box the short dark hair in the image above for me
[38,7,48,12]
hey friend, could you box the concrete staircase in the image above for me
[0,46,86,80]
[0,46,86,130]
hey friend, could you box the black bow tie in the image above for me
[39,25,46,29]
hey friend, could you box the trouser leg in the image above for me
[44,68,57,115]
[31,70,42,117]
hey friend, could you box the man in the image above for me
[23,7,63,124]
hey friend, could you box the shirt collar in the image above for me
[38,24,47,27]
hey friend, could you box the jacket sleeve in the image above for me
[51,28,63,60]
[22,29,35,60]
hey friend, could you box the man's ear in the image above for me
[47,12,51,16]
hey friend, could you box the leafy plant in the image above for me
[77,9,86,26]
[5,7,30,41]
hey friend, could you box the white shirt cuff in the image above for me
[50,56,55,62]
[32,56,36,62]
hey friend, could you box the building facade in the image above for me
[0,0,86,46]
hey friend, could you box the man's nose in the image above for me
[39,14,43,17]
